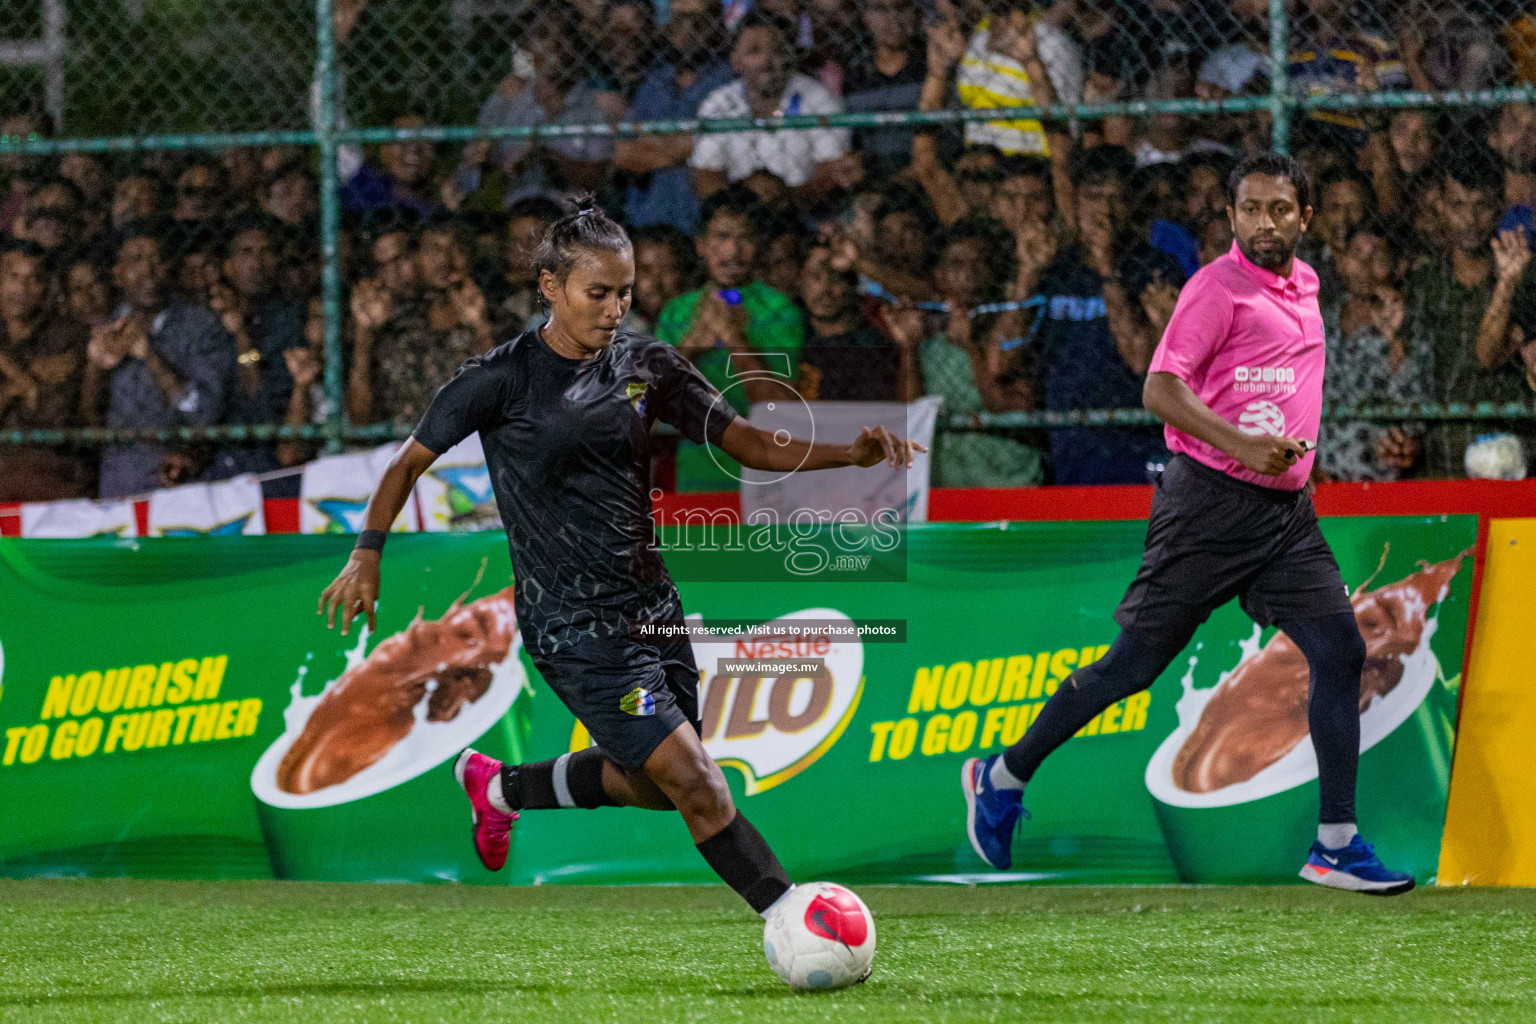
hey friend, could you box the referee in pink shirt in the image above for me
[962,154,1413,895]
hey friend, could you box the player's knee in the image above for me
[1289,613,1366,687]
[1343,624,1366,673]
[666,756,733,821]
[620,765,677,811]
[1068,659,1148,704]
[1076,631,1165,703]
[1329,629,1367,701]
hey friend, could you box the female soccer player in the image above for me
[318,197,924,918]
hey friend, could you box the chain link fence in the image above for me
[2,0,1535,500]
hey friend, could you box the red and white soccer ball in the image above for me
[762,882,876,990]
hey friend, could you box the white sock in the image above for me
[989,756,1026,792]
[486,772,514,815]
[760,883,796,921]
[1318,822,1358,849]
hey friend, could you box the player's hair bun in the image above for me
[531,193,631,297]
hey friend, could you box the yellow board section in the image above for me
[1439,519,1536,885]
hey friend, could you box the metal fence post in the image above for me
[1269,0,1290,155]
[316,0,346,454]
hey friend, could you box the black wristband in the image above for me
[354,528,387,553]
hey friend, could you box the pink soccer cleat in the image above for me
[453,748,517,871]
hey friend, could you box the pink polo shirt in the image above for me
[1148,241,1325,491]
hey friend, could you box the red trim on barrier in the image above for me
[928,485,1152,521]
[1310,479,1536,518]
[653,491,740,522]
[646,480,1536,524]
[929,480,1536,522]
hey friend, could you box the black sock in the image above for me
[1280,612,1365,825]
[1002,626,1191,785]
[500,759,557,810]
[502,750,622,810]
[695,812,792,914]
[564,747,621,809]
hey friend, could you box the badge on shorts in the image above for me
[626,381,649,416]
[621,687,655,716]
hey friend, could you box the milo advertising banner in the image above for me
[0,517,1474,885]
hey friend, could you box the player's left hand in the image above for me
[849,425,928,469]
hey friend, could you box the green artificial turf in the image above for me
[1,880,1533,1023]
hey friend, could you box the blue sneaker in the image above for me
[961,755,1028,870]
[1299,835,1415,895]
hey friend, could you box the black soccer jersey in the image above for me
[413,328,734,656]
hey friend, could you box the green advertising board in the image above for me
[0,516,1475,886]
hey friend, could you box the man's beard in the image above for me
[1237,234,1296,271]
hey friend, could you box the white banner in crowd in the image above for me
[147,475,266,537]
[19,499,138,539]
[299,444,418,534]
[413,433,502,533]
[739,397,942,524]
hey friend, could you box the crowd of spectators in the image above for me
[5,0,1536,501]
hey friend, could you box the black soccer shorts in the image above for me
[1114,453,1354,639]
[528,630,703,772]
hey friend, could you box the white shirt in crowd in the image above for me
[689,72,850,188]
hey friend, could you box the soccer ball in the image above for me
[762,882,876,990]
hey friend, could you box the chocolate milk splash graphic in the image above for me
[1171,550,1467,795]
[276,585,518,795]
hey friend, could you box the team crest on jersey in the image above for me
[1238,399,1286,437]
[621,687,656,716]
[626,381,650,416]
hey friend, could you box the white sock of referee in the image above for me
[1318,823,1359,849]
[989,757,1026,792]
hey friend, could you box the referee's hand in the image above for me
[1237,436,1311,476]
[319,551,380,636]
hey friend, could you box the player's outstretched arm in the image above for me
[318,438,440,636]
[718,418,927,473]
[1143,371,1308,476]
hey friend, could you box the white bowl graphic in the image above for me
[252,616,529,811]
